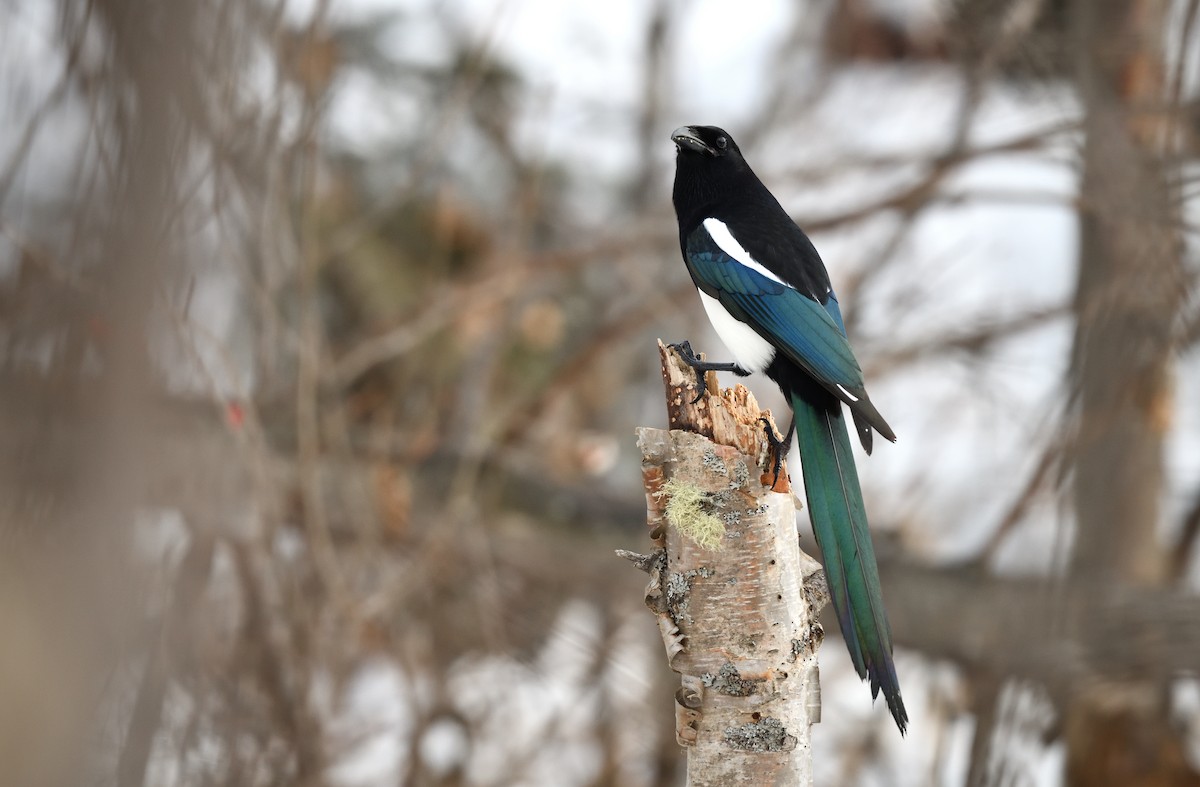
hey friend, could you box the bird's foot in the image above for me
[669,340,749,404]
[758,416,794,489]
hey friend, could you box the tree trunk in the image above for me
[623,341,826,786]
[1069,0,1179,587]
[1065,1,1197,784]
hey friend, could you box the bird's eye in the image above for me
[715,136,728,150]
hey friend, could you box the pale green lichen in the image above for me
[657,478,725,551]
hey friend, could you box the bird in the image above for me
[669,124,907,734]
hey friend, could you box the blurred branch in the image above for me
[964,674,1003,787]
[323,231,665,389]
[1165,0,1200,155]
[781,122,1078,181]
[631,0,669,210]
[879,560,1200,690]
[976,431,1066,565]
[868,303,1067,375]
[0,72,71,211]
[325,271,519,389]
[294,0,345,603]
[785,118,1080,232]
[496,278,693,447]
[1170,487,1200,582]
[117,531,215,787]
[321,1,513,265]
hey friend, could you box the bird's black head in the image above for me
[671,125,761,232]
[671,125,742,159]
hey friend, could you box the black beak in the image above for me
[671,126,715,156]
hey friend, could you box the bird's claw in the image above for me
[669,340,748,404]
[669,340,695,357]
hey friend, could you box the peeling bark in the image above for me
[624,341,826,786]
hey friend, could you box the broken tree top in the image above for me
[657,339,791,495]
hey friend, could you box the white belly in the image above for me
[698,290,775,373]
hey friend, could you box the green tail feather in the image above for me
[792,392,908,733]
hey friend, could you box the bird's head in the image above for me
[671,125,756,225]
[671,125,743,160]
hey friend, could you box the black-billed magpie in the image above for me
[670,124,907,733]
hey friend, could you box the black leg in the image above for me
[669,341,750,403]
[758,416,794,488]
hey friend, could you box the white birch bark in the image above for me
[622,341,828,787]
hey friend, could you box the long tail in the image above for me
[791,390,908,734]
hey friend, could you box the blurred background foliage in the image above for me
[2,0,1200,785]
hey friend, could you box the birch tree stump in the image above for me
[621,341,828,787]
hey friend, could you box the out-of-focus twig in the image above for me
[1170,487,1200,582]
[867,303,1067,375]
[799,119,1079,235]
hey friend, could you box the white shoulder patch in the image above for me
[702,218,789,287]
